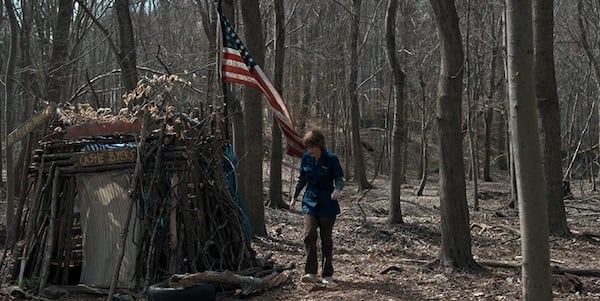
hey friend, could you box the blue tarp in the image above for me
[223,144,252,240]
[83,142,138,152]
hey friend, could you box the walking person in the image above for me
[290,129,344,284]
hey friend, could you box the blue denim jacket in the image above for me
[293,150,344,216]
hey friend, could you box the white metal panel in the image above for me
[76,170,138,288]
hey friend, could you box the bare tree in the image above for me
[349,0,371,190]
[241,0,267,237]
[465,0,479,211]
[507,0,553,298]
[4,0,19,246]
[45,0,74,103]
[576,1,600,191]
[214,0,247,202]
[429,0,478,269]
[483,8,501,182]
[269,0,286,209]
[114,0,138,93]
[385,0,405,224]
[534,0,570,237]
[416,71,431,197]
[73,0,138,106]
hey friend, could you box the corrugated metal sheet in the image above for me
[76,170,138,288]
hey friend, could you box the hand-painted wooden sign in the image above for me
[75,148,137,167]
[7,105,56,146]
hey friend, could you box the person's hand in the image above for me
[331,190,341,200]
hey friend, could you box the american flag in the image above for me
[219,12,305,158]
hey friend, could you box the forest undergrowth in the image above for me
[243,171,600,301]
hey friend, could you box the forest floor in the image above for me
[2,171,600,301]
[235,171,600,301]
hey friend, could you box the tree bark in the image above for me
[19,0,41,108]
[349,0,371,190]
[497,107,508,171]
[416,72,429,197]
[533,0,570,237]
[269,0,286,209]
[506,0,553,299]
[577,2,600,181]
[114,0,139,93]
[217,0,247,206]
[429,0,478,269]
[45,0,74,103]
[4,0,19,246]
[465,0,479,211]
[170,270,292,296]
[483,103,494,182]
[483,13,499,181]
[241,0,267,237]
[385,0,405,224]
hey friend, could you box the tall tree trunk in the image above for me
[385,0,405,224]
[483,12,499,182]
[196,0,247,210]
[506,0,552,299]
[241,0,267,237]
[465,0,479,211]
[269,0,286,209]
[483,104,494,182]
[12,0,38,199]
[300,64,311,132]
[19,0,41,109]
[577,3,600,184]
[4,0,19,246]
[496,107,508,171]
[401,102,409,184]
[115,0,138,93]
[429,0,478,269]
[483,16,497,182]
[497,11,509,172]
[45,0,74,103]
[416,72,429,197]
[0,0,3,190]
[508,137,518,208]
[299,20,317,133]
[349,0,371,190]
[218,1,246,202]
[534,0,570,237]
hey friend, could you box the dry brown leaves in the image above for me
[243,174,600,301]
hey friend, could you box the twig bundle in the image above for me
[3,75,256,292]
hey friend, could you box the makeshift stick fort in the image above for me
[2,75,260,293]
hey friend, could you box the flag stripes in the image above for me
[219,11,305,157]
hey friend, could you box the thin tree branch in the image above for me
[74,0,120,59]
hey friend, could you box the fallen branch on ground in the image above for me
[470,223,520,237]
[479,259,600,277]
[565,205,600,213]
[582,231,600,241]
[169,268,293,295]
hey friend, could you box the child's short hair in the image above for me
[303,129,325,149]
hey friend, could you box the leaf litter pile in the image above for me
[243,174,600,301]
